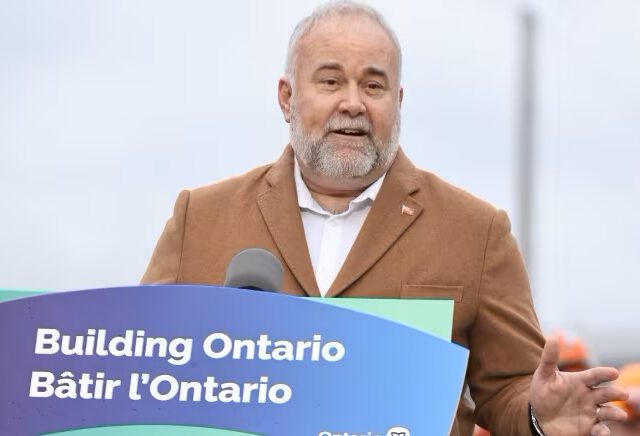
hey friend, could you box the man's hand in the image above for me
[529,338,629,436]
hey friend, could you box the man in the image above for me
[142,2,628,434]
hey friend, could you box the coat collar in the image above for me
[257,146,320,296]
[257,145,423,297]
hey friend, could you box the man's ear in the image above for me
[398,86,404,108]
[278,77,293,123]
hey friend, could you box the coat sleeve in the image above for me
[140,190,190,284]
[468,209,545,435]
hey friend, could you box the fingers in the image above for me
[589,422,610,436]
[537,337,560,379]
[596,404,628,422]
[581,367,619,387]
[591,385,629,406]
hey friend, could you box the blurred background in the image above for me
[1,0,638,366]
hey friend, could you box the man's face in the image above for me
[283,15,402,181]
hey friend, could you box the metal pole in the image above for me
[518,9,536,275]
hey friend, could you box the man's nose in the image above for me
[338,83,366,117]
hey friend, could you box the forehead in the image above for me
[295,15,399,78]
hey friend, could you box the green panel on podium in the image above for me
[44,425,258,436]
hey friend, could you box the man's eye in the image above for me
[367,82,384,90]
[322,79,339,86]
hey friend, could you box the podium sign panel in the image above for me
[0,285,468,435]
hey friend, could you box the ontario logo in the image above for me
[317,426,410,436]
[387,427,410,436]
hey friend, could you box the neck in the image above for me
[297,158,385,214]
[304,181,355,214]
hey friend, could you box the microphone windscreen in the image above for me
[223,248,283,292]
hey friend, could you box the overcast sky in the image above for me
[1,0,638,363]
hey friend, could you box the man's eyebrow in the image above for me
[313,62,344,73]
[363,66,389,81]
[312,63,390,81]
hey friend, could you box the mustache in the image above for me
[324,116,372,134]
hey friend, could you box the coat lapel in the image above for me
[256,146,321,297]
[326,149,424,297]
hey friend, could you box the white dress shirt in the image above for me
[293,159,386,297]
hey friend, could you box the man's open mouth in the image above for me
[333,129,368,136]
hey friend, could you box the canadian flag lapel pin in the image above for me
[401,204,415,216]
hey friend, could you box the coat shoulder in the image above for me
[187,162,275,207]
[414,169,501,223]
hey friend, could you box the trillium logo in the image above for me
[386,427,410,436]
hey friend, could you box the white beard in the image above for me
[289,102,401,180]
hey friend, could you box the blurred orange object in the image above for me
[550,330,590,372]
[612,363,640,419]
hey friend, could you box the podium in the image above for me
[0,285,468,435]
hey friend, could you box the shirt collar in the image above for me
[293,158,386,216]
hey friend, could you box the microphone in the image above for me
[223,248,283,292]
